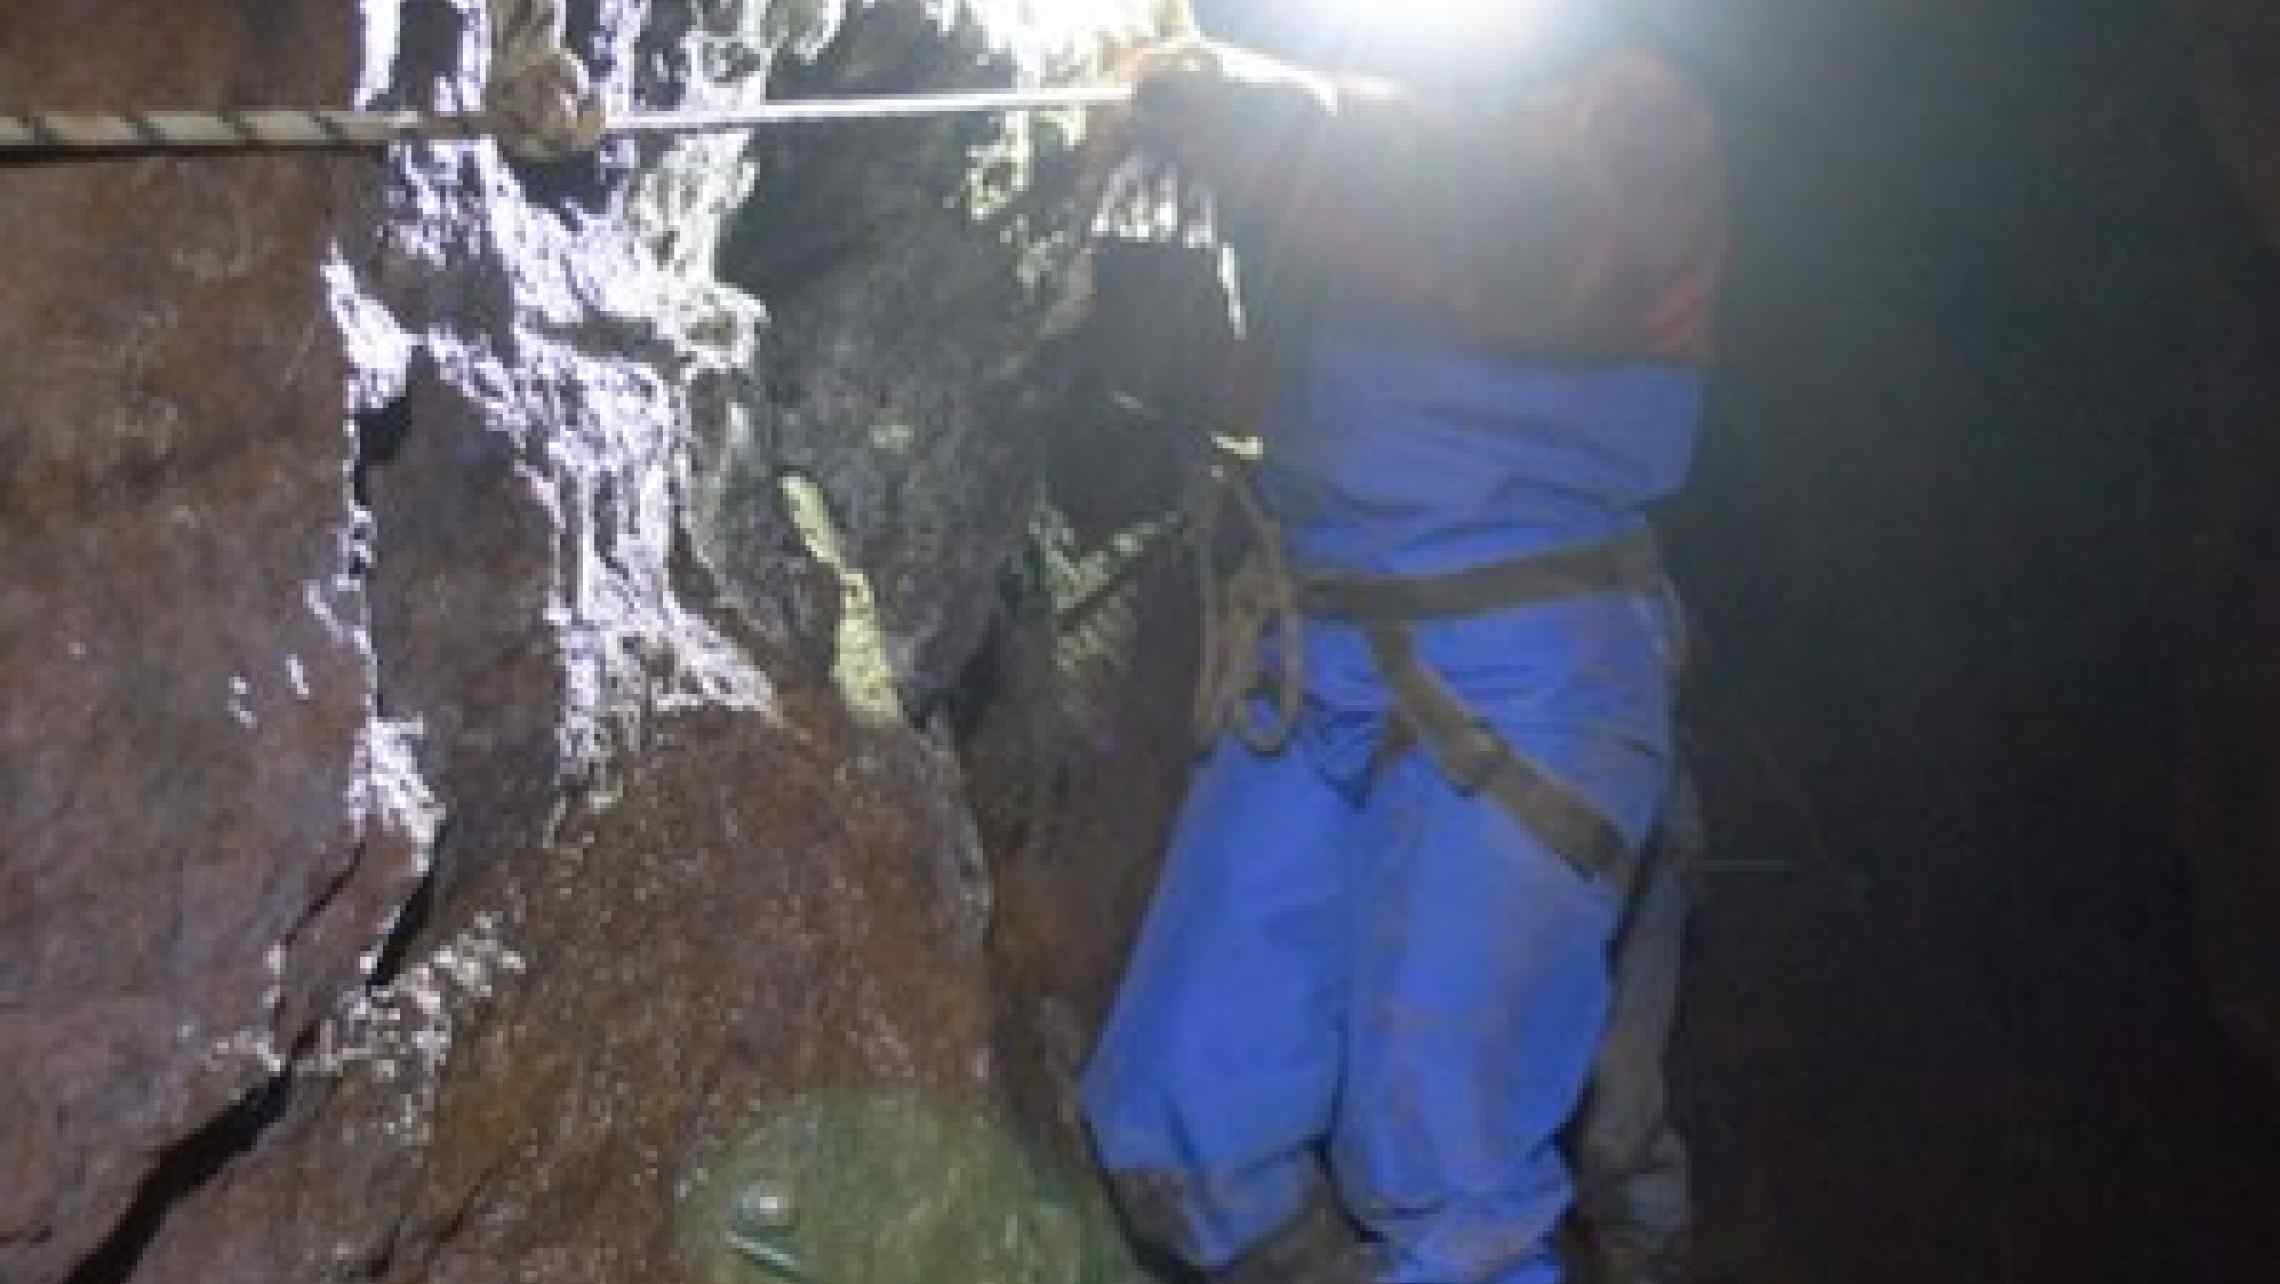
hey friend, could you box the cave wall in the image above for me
[2170,0,2280,1082]
[1656,0,2280,1279]
[2175,0,2280,252]
[2,2,1188,1282]
[1,5,398,1279]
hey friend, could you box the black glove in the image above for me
[1120,37,1336,173]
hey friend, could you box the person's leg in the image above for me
[1330,727,1665,1284]
[1082,733,1362,1272]
[1566,767,1700,1284]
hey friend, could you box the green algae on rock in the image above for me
[679,1095,1143,1284]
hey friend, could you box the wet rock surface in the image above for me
[6,0,1178,1281]
[122,705,1039,1284]
[0,5,391,1280]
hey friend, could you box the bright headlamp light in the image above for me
[1207,0,1562,83]
[1319,0,1555,42]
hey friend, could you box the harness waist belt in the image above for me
[1292,528,1665,885]
[1297,528,1664,623]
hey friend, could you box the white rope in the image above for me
[613,85,1133,132]
[2,0,1134,159]
[0,86,1132,156]
[0,109,466,151]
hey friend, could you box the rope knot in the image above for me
[1188,453,1305,755]
[487,0,607,160]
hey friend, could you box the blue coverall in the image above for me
[1081,326,1703,1284]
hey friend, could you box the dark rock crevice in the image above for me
[59,1074,294,1284]
[349,391,416,512]
[363,823,446,992]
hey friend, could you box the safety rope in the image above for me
[0,0,1132,160]
[0,88,1134,156]
[1187,448,1306,755]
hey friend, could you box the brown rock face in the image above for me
[4,1,1184,1282]
[120,706,1011,1283]
[0,4,418,1279]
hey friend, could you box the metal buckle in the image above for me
[1442,719,1510,793]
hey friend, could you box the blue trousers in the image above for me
[1082,696,1668,1284]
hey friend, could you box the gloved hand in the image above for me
[1119,37,1336,173]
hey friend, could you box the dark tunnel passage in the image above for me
[1651,2,2280,1279]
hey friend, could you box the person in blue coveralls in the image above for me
[1079,3,1727,1283]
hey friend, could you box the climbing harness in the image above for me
[1312,533,1665,882]
[0,0,1133,160]
[1189,456,1666,882]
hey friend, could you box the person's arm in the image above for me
[1129,40,1723,359]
